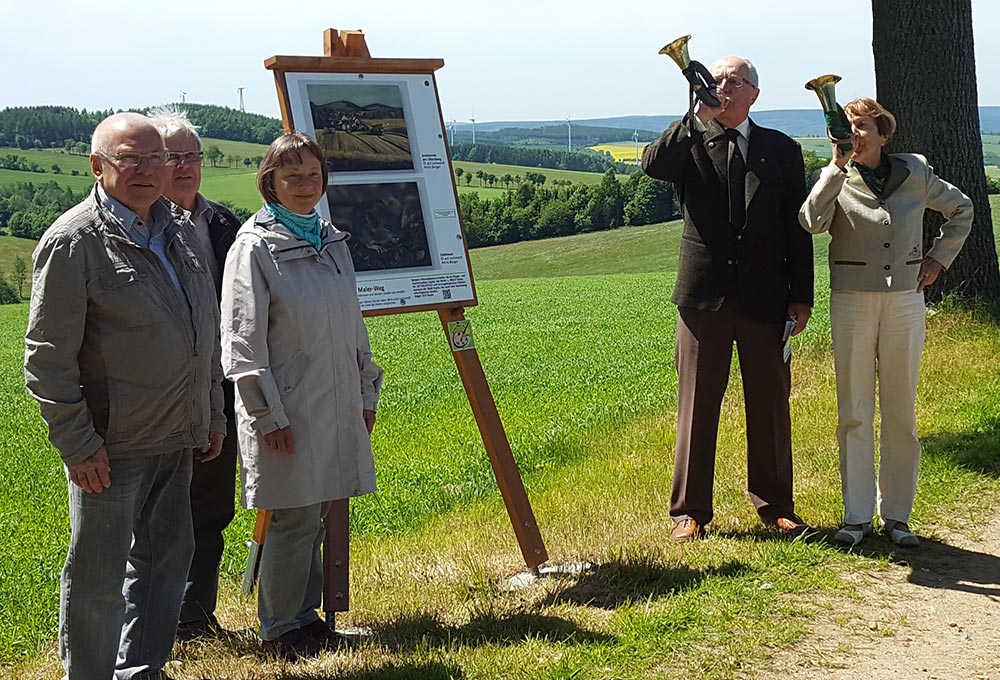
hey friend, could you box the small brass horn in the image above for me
[805,74,852,152]
[659,35,720,108]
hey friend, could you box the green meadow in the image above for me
[0,141,631,216]
[2,198,1000,678]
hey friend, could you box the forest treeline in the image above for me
[450,143,634,174]
[0,104,283,149]
[459,169,678,247]
[0,181,248,240]
[447,123,658,149]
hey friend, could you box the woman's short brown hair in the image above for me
[843,97,897,141]
[256,132,327,204]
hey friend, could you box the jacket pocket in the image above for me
[95,265,161,326]
[99,264,144,290]
[681,235,707,248]
[272,351,309,396]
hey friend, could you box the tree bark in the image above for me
[872,0,1000,301]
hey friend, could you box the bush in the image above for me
[0,278,20,304]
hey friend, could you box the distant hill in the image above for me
[458,107,1000,138]
[3,103,999,151]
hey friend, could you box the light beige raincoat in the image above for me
[221,209,382,509]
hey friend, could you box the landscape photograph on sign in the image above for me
[307,83,413,172]
[327,181,431,272]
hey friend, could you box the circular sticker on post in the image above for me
[447,320,475,352]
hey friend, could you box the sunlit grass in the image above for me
[3,202,1000,677]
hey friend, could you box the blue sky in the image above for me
[4,0,998,123]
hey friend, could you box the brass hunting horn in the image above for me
[659,35,720,108]
[805,74,853,153]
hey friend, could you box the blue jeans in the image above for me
[59,449,194,680]
[257,502,329,640]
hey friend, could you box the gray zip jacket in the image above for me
[221,209,382,509]
[24,187,225,466]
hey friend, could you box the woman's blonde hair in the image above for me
[257,132,327,204]
[844,97,897,141]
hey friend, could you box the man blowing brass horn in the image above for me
[642,49,814,542]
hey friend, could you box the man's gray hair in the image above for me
[147,106,201,147]
[742,59,759,88]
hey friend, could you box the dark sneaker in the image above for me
[176,613,223,642]
[301,618,354,649]
[132,671,176,680]
[268,628,323,660]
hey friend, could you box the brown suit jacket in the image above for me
[642,117,813,322]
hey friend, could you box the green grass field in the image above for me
[2,198,1000,677]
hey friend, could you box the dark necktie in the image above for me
[726,128,746,230]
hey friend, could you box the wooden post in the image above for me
[439,306,548,568]
[241,509,272,595]
[323,499,351,621]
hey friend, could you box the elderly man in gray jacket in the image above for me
[24,112,225,680]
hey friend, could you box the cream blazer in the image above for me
[799,153,972,292]
[221,209,382,509]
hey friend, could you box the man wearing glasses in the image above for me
[642,56,813,541]
[148,108,242,641]
[25,112,224,680]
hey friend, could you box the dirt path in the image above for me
[758,518,1000,680]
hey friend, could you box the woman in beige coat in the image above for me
[220,133,382,659]
[799,98,971,548]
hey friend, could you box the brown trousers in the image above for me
[671,298,795,526]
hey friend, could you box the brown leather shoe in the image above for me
[670,518,703,541]
[763,514,809,535]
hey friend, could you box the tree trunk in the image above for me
[872,0,1000,301]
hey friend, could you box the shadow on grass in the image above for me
[831,533,1000,597]
[271,661,465,680]
[373,610,613,652]
[921,422,1000,478]
[873,537,999,594]
[542,558,751,609]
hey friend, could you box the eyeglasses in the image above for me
[98,151,169,167]
[166,151,204,165]
[714,75,755,90]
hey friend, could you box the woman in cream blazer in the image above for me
[799,98,972,548]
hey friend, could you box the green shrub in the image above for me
[0,278,19,304]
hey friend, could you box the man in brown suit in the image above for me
[642,56,813,541]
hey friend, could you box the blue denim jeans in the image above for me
[257,502,329,640]
[59,449,194,680]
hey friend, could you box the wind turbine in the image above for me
[237,86,245,113]
[180,90,187,104]
[470,111,476,145]
[633,129,639,164]
[448,119,457,148]
[566,115,572,153]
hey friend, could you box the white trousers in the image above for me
[830,290,925,526]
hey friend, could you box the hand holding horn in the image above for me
[805,74,853,154]
[660,35,721,108]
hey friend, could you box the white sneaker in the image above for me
[834,523,872,546]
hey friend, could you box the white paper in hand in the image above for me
[782,319,796,363]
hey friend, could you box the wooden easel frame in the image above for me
[245,28,548,625]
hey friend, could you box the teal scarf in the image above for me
[265,202,323,250]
